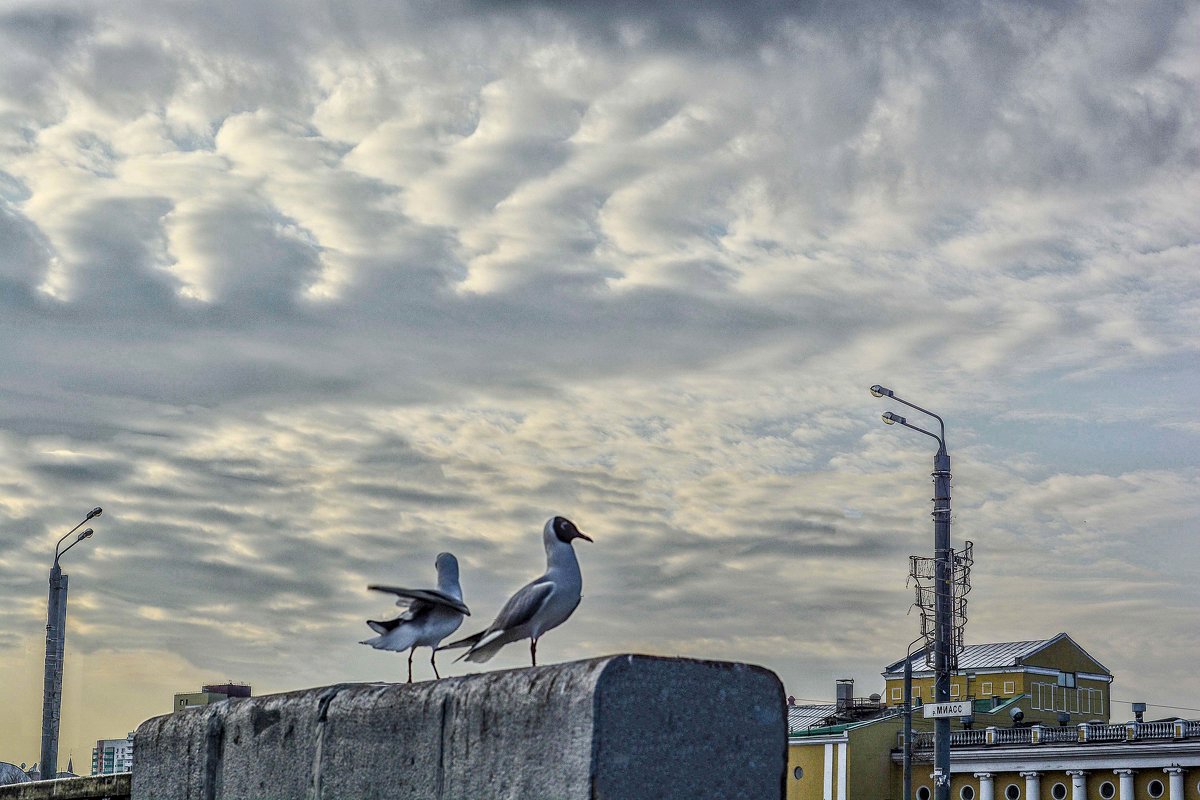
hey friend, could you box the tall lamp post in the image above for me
[40,507,102,782]
[871,385,953,800]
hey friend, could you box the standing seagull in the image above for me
[361,552,470,682]
[441,516,591,666]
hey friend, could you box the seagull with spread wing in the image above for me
[361,551,469,682]
[440,516,591,667]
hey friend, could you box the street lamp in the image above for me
[40,507,101,782]
[871,385,953,800]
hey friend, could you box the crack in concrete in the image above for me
[306,684,350,800]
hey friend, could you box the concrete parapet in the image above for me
[0,775,131,800]
[133,654,786,799]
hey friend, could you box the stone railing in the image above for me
[0,774,130,800]
[133,654,786,800]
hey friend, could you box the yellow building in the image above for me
[789,707,1200,799]
[783,634,1200,799]
[788,714,907,800]
[882,633,1113,727]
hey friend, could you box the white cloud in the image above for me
[0,0,1198,764]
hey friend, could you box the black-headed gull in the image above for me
[361,552,469,682]
[441,516,591,666]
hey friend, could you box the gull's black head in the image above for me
[552,516,593,544]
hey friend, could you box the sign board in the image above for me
[922,701,971,719]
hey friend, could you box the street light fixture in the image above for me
[871,386,953,800]
[40,507,102,782]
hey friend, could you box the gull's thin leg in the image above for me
[531,638,538,667]
[407,649,414,683]
[431,649,441,680]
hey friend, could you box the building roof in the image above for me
[788,703,838,731]
[882,633,1109,676]
[0,763,31,786]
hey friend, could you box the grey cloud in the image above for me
[0,202,50,303]
[54,196,179,309]
[29,459,133,486]
[344,482,473,508]
[0,0,1198,762]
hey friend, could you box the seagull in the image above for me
[440,516,591,667]
[360,552,470,682]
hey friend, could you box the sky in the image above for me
[1,0,1198,770]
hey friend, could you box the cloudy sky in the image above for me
[1,0,1198,767]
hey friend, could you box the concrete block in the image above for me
[132,654,785,800]
[0,774,131,800]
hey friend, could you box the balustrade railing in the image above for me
[1136,721,1175,738]
[950,729,987,746]
[901,718,1200,751]
[1040,727,1078,743]
[992,727,1028,744]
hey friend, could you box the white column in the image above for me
[974,772,994,800]
[1164,767,1184,800]
[1066,770,1087,800]
[823,743,833,800]
[1020,771,1041,800]
[836,742,847,800]
[1114,769,1134,800]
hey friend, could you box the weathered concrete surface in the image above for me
[133,654,786,800]
[0,775,130,800]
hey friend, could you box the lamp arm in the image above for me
[891,396,946,450]
[54,519,89,563]
[57,538,83,561]
[898,419,946,452]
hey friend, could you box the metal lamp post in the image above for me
[39,507,101,782]
[871,385,953,800]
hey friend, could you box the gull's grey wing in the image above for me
[489,580,554,633]
[368,585,470,616]
[438,629,484,651]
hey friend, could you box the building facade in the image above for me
[786,634,1199,799]
[881,634,1113,727]
[90,733,133,775]
[789,715,1200,799]
[172,682,251,713]
[905,720,1200,800]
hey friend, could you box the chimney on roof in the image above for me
[836,679,854,712]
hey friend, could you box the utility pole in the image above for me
[872,386,954,800]
[931,443,952,800]
[39,508,101,781]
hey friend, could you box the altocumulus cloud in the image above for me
[0,0,1198,764]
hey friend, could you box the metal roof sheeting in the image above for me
[787,703,837,731]
[882,633,1087,676]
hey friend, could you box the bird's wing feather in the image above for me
[438,629,485,651]
[368,585,470,616]
[442,580,555,661]
[366,617,403,634]
[489,580,555,634]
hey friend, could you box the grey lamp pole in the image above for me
[871,385,953,800]
[39,507,101,782]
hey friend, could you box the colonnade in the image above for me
[968,767,1188,800]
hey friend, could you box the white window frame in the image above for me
[892,687,903,702]
[980,681,992,696]
[1003,681,1016,695]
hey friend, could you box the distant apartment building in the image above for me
[90,733,133,775]
[173,682,252,713]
